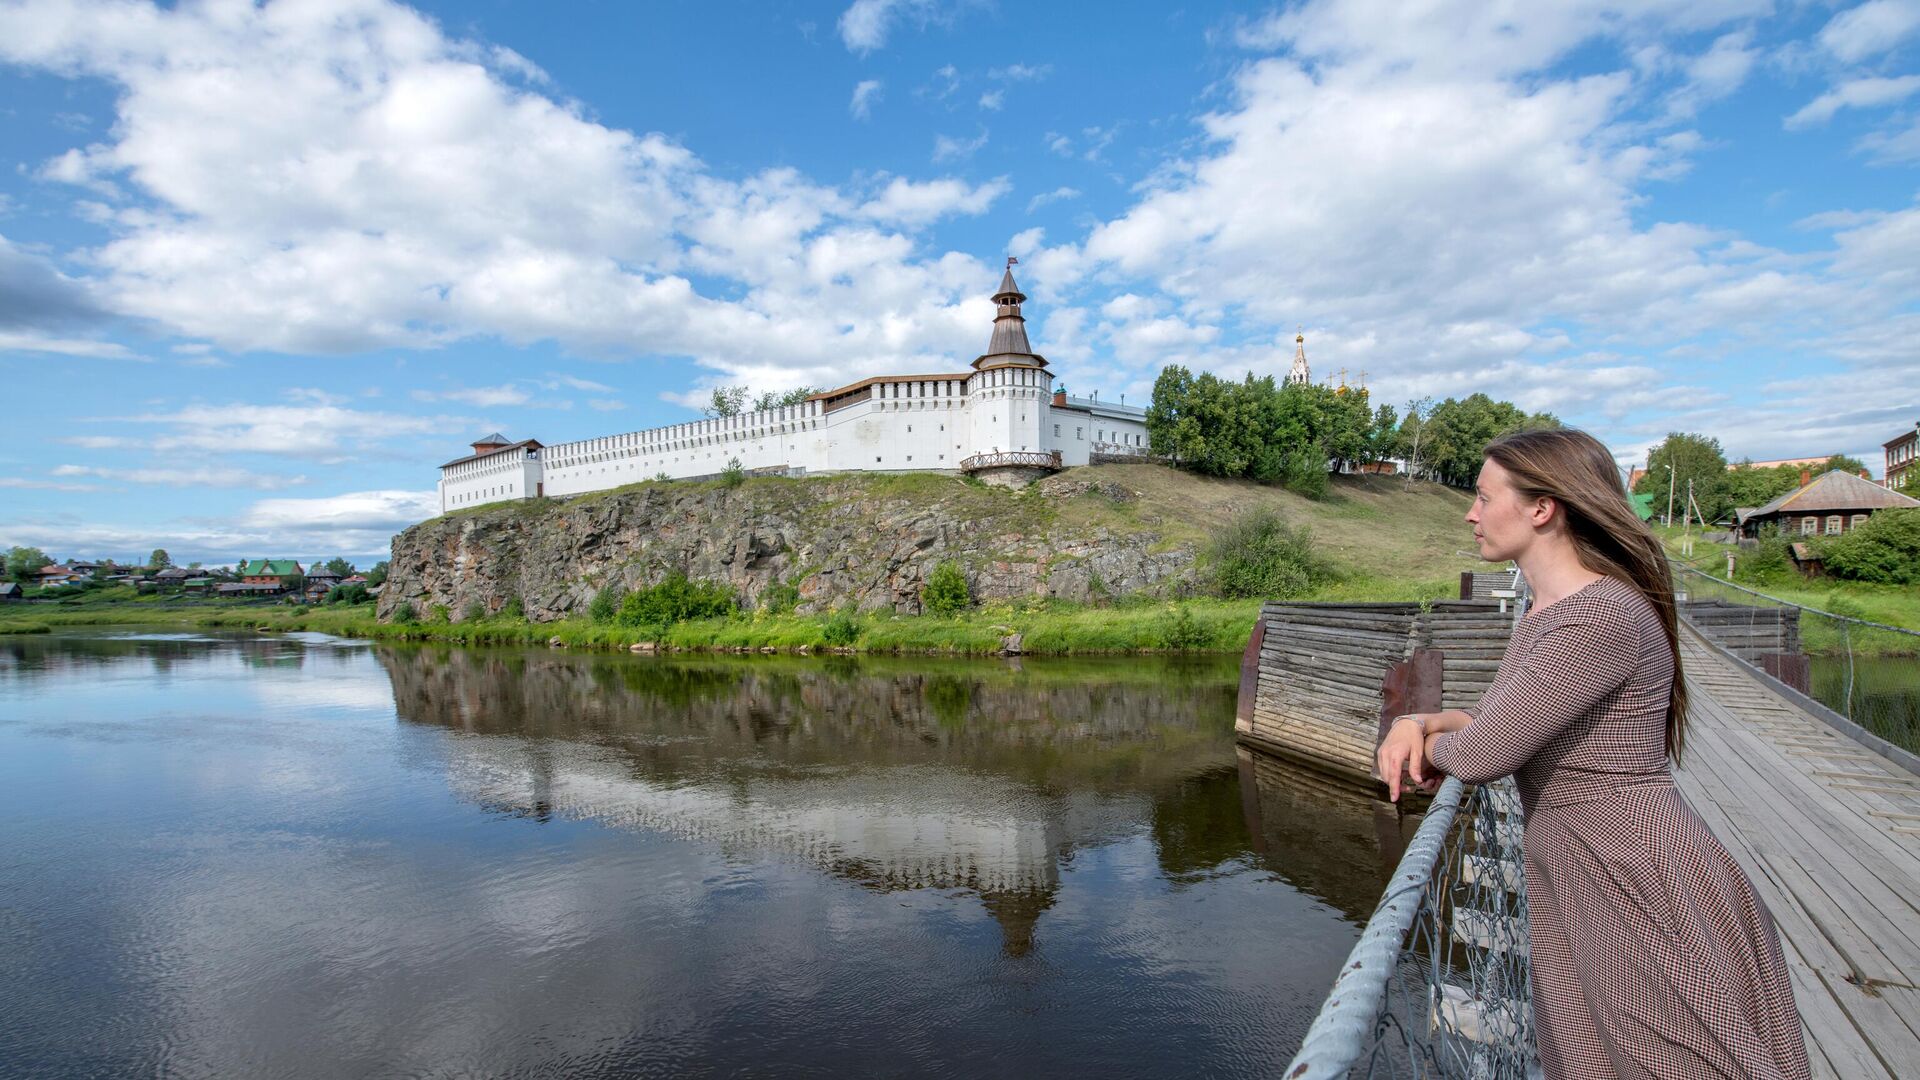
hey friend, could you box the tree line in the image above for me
[1146,367,1559,494]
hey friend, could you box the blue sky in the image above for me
[1,0,1916,565]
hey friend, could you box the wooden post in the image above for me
[1236,617,1266,737]
[1375,647,1444,780]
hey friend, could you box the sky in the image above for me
[0,0,1917,566]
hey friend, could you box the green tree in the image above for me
[6,546,52,583]
[1147,365,1205,465]
[921,559,970,616]
[149,548,171,569]
[366,561,389,587]
[1635,433,1728,524]
[703,385,748,418]
[1717,463,1800,519]
[324,557,355,577]
[1821,454,1868,477]
[720,457,745,488]
[755,386,818,411]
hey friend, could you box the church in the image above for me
[438,264,1153,513]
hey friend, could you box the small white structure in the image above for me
[436,265,1150,513]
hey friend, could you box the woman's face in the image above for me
[1467,459,1537,563]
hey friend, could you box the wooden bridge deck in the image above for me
[1675,628,1920,1079]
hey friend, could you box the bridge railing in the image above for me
[1284,776,1536,1080]
[1672,564,1920,755]
[957,450,1062,473]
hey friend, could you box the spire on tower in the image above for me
[1286,327,1311,387]
[977,261,1045,367]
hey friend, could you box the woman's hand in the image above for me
[1377,715,1430,802]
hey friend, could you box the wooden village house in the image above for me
[1736,468,1920,540]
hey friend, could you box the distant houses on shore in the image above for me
[15,557,380,604]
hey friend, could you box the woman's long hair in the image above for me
[1483,428,1688,762]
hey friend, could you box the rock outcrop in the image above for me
[380,471,1198,622]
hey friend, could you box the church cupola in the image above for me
[1286,330,1311,386]
[974,258,1048,370]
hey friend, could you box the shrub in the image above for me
[720,457,745,488]
[1817,509,1920,585]
[616,571,736,632]
[463,600,488,622]
[389,601,418,625]
[500,595,524,620]
[588,584,626,623]
[821,608,860,646]
[324,583,371,605]
[1739,524,1791,582]
[920,559,970,617]
[1208,507,1335,599]
[1155,603,1212,649]
[760,580,800,615]
[430,603,451,624]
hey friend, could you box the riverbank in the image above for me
[1656,525,1920,657]
[0,574,1456,655]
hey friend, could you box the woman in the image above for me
[1376,428,1808,1080]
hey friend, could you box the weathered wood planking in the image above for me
[1674,628,1920,1079]
[1238,601,1515,783]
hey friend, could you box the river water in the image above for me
[0,630,1413,1079]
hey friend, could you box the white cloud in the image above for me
[932,127,989,162]
[1025,186,1080,214]
[837,0,953,53]
[0,330,139,359]
[858,176,1009,225]
[1785,75,1920,130]
[989,63,1050,82]
[243,489,439,531]
[586,399,627,412]
[0,0,1012,393]
[0,488,440,563]
[0,476,99,492]
[77,400,455,462]
[412,384,531,407]
[543,374,615,393]
[849,78,882,120]
[1817,0,1920,63]
[51,464,308,490]
[977,89,1003,111]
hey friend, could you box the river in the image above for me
[0,629,1414,1078]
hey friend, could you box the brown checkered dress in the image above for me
[1429,576,1810,1080]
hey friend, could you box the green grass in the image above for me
[1658,526,1920,656]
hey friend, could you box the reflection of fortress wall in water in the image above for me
[377,648,1236,907]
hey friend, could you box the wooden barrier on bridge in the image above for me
[1236,601,1515,785]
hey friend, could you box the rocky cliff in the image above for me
[381,469,1201,622]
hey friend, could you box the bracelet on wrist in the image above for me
[1394,713,1426,733]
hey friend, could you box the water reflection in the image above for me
[1,631,1419,1079]
[380,647,1250,956]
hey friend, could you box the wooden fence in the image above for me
[1236,601,1515,784]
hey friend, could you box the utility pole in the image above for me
[1665,465,1676,528]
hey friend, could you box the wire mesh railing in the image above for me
[1284,776,1536,1079]
[1672,564,1920,754]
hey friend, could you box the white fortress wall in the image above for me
[439,446,542,513]
[434,266,1156,512]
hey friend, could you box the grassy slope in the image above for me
[2,466,1485,653]
[1656,524,1919,655]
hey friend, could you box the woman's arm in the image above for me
[1427,619,1635,784]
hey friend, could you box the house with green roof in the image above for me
[237,559,303,588]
